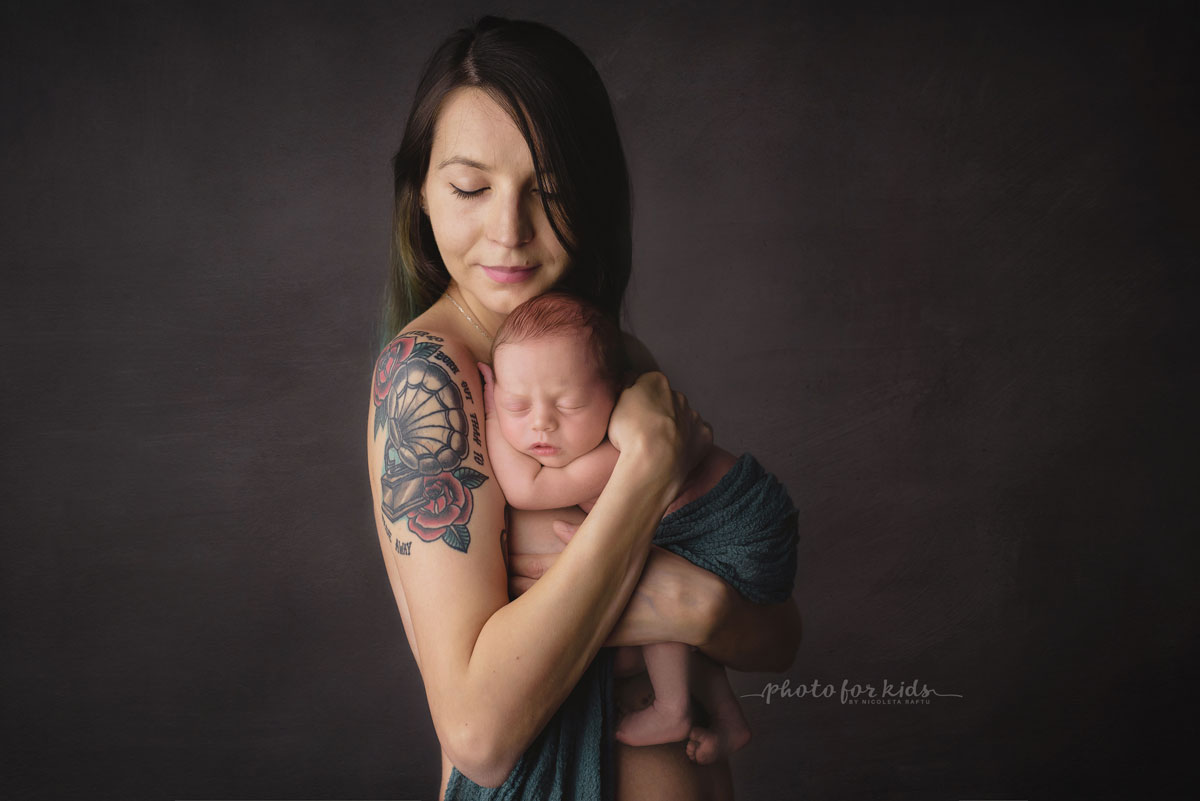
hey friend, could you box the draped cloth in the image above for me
[444,453,797,800]
[652,453,799,605]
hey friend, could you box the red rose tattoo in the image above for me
[407,472,475,541]
[373,336,416,408]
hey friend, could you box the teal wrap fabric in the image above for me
[653,453,799,605]
[443,453,797,800]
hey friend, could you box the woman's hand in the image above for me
[608,372,713,496]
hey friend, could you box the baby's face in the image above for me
[491,332,616,468]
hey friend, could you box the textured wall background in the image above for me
[2,1,1195,799]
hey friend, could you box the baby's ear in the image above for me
[477,362,494,385]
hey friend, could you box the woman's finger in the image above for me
[507,551,560,598]
[552,519,578,544]
[509,575,535,597]
[508,552,557,580]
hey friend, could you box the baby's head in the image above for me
[490,292,626,468]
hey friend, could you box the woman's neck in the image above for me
[446,281,506,334]
[430,290,498,363]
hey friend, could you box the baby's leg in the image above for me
[611,645,646,680]
[685,651,752,765]
[614,642,693,747]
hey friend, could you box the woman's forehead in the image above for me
[430,87,531,172]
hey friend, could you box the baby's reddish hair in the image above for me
[492,291,626,390]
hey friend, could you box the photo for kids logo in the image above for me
[742,678,963,706]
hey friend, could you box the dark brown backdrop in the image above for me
[2,1,1195,799]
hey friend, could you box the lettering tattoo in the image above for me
[372,335,489,554]
[433,350,460,375]
[469,412,482,447]
[395,540,412,555]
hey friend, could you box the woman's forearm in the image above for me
[449,440,678,782]
[600,546,802,673]
[599,546,723,649]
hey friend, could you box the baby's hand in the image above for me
[477,362,497,417]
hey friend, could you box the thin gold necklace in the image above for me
[446,292,493,341]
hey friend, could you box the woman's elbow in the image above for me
[443,722,521,789]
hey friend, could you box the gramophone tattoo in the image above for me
[372,334,488,554]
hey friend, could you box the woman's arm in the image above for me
[508,525,802,673]
[615,331,801,671]
[600,544,802,672]
[369,332,708,787]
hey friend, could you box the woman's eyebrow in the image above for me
[437,155,489,170]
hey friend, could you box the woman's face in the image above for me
[422,87,570,330]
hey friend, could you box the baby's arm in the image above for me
[479,362,620,510]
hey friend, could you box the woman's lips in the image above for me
[481,265,538,284]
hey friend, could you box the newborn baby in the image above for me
[480,291,797,765]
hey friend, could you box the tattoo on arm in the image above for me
[373,335,489,554]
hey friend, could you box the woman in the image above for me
[367,17,801,800]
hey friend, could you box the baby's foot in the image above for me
[685,720,752,766]
[615,699,692,747]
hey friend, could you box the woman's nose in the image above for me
[486,190,534,248]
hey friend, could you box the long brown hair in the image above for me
[383,17,632,341]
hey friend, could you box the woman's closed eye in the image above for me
[450,183,487,199]
[451,183,554,201]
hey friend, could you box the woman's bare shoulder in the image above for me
[371,305,485,419]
